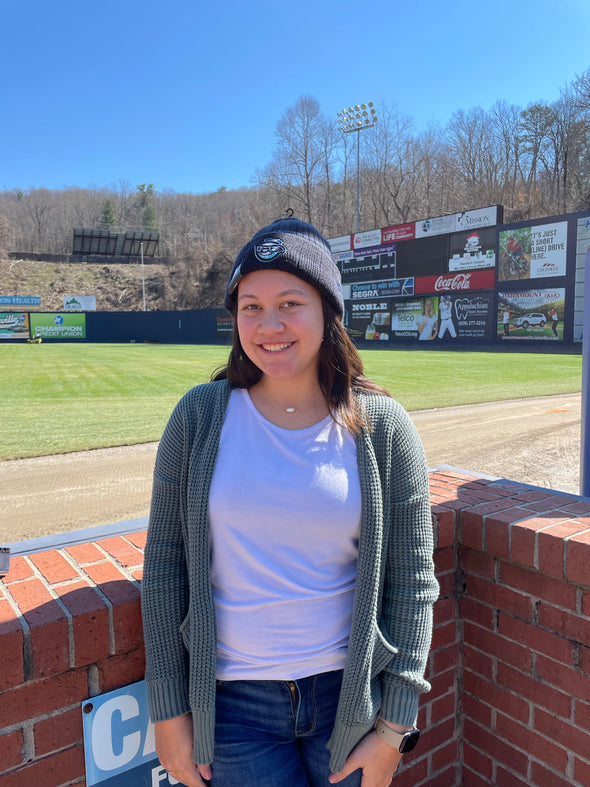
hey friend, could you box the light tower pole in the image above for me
[337,102,377,233]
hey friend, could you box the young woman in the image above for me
[141,217,439,787]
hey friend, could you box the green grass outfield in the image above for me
[0,343,582,460]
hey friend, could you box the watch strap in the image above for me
[374,718,420,753]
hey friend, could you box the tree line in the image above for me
[1,67,588,309]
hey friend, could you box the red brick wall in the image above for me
[1,470,589,787]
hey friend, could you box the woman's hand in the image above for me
[154,714,212,787]
[328,731,402,786]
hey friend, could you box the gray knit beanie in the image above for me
[224,217,344,318]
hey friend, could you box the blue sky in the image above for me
[2,0,589,195]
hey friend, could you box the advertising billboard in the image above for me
[0,295,41,308]
[448,227,496,271]
[415,270,495,295]
[440,293,494,341]
[351,278,414,300]
[30,313,86,339]
[0,312,30,339]
[348,299,392,341]
[388,296,440,340]
[497,288,565,340]
[498,221,568,282]
[64,295,97,311]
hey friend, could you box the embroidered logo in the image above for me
[254,237,286,262]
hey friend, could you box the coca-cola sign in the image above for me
[415,269,495,295]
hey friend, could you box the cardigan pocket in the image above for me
[370,624,399,678]
[179,613,191,651]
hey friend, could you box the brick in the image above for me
[508,515,564,568]
[0,728,24,769]
[97,646,146,693]
[580,644,590,675]
[463,692,493,728]
[464,644,494,680]
[430,690,455,724]
[563,500,590,515]
[499,561,577,610]
[8,579,69,678]
[524,496,578,512]
[463,718,528,775]
[430,620,456,651]
[484,506,537,528]
[575,757,590,786]
[530,762,575,787]
[484,516,510,558]
[29,550,80,584]
[575,699,590,732]
[498,712,567,771]
[391,756,428,787]
[566,528,590,586]
[463,743,493,780]
[534,706,590,761]
[498,612,574,664]
[462,767,491,787]
[55,581,110,666]
[431,507,455,549]
[436,570,456,599]
[65,541,106,564]
[465,574,532,620]
[460,546,495,580]
[497,662,571,718]
[538,521,588,579]
[0,599,24,690]
[463,621,532,672]
[494,767,530,787]
[0,671,88,727]
[536,654,590,703]
[461,596,495,629]
[434,546,453,573]
[432,642,460,675]
[512,489,554,503]
[538,602,590,648]
[433,596,455,626]
[33,707,83,756]
[97,535,145,568]
[428,668,455,698]
[0,743,85,787]
[126,530,147,549]
[1,556,34,583]
[464,671,529,723]
[430,741,459,775]
[81,561,142,652]
[462,768,490,787]
[461,510,484,551]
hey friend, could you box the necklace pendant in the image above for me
[285,406,296,413]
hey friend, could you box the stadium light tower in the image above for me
[337,102,377,233]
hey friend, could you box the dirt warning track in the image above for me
[0,394,582,544]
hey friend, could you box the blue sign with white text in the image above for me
[82,680,186,786]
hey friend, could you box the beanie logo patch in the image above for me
[254,237,286,262]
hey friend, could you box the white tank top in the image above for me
[208,388,362,680]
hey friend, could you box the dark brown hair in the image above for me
[212,300,389,435]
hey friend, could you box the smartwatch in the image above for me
[374,718,420,753]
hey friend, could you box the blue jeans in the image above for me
[209,669,362,787]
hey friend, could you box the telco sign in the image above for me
[82,680,183,786]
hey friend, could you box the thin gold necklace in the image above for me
[259,383,322,414]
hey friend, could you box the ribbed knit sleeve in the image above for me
[141,396,192,722]
[373,400,439,726]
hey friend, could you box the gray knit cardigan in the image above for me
[141,379,438,772]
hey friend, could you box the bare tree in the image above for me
[257,96,337,231]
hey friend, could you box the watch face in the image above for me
[400,729,420,753]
